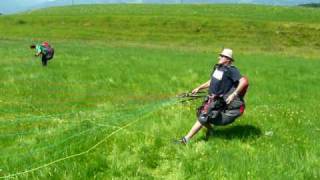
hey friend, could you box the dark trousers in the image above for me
[41,53,53,66]
[41,56,48,66]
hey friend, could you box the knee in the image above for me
[198,113,209,125]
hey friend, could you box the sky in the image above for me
[0,0,319,14]
[0,0,45,14]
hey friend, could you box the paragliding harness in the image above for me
[196,95,226,121]
[177,76,249,124]
[198,77,249,123]
[42,42,54,60]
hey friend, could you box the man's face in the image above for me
[218,55,230,65]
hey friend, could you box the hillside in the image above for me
[1,4,320,58]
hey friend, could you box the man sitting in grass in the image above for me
[30,42,54,66]
[178,48,249,144]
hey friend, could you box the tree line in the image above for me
[299,3,320,7]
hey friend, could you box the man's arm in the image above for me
[192,80,211,94]
[226,77,248,104]
[35,45,42,56]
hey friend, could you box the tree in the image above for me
[299,3,320,8]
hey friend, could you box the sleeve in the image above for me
[35,45,42,54]
[230,67,242,82]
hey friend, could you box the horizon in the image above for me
[0,0,319,14]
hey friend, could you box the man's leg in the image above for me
[203,123,214,140]
[42,56,48,66]
[182,120,214,143]
[203,122,213,130]
[179,106,218,143]
[184,120,203,141]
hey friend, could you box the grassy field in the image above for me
[1,4,320,179]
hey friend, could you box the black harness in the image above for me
[43,45,54,60]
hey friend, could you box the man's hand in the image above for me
[191,87,200,94]
[191,80,210,95]
[226,92,237,104]
[35,52,42,56]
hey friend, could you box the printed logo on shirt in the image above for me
[213,69,223,80]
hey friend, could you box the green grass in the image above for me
[0,4,320,179]
[1,4,320,58]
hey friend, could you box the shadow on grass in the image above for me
[204,124,262,141]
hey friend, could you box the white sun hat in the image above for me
[220,48,234,61]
